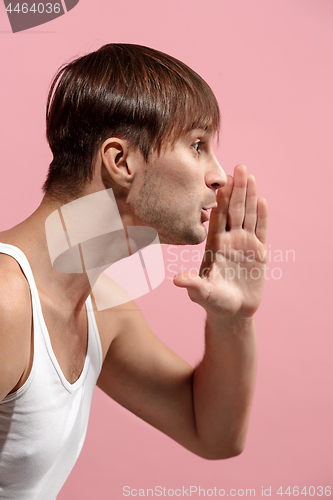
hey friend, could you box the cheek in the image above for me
[150,160,203,207]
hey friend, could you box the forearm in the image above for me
[192,313,257,459]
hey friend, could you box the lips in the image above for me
[201,208,210,222]
[201,202,217,223]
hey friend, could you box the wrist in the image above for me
[206,311,255,335]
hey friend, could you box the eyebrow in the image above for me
[187,128,214,139]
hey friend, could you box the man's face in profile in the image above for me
[127,129,227,246]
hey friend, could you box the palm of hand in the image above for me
[175,165,268,318]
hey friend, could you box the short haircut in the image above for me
[43,43,220,201]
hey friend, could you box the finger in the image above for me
[255,198,268,244]
[206,176,233,246]
[173,272,200,289]
[228,164,248,229]
[243,174,257,232]
[173,273,210,306]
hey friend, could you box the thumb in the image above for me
[173,273,209,305]
[173,272,201,288]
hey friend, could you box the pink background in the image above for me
[1,0,333,497]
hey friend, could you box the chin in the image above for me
[159,224,207,246]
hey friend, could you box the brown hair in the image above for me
[43,43,220,201]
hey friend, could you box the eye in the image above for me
[192,141,204,153]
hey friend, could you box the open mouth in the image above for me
[201,202,217,223]
[201,208,210,223]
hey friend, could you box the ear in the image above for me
[101,138,135,189]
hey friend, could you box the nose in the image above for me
[205,153,227,190]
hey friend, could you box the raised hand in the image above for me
[174,164,268,318]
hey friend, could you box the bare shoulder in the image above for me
[0,252,31,298]
[0,253,32,401]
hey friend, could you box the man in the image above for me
[0,44,268,498]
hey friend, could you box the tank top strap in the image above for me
[0,242,103,391]
[0,242,44,330]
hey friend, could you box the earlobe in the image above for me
[101,138,133,189]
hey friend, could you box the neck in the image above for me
[1,185,157,314]
[0,197,93,313]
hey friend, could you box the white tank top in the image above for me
[0,243,103,499]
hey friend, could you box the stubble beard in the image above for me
[132,173,206,246]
